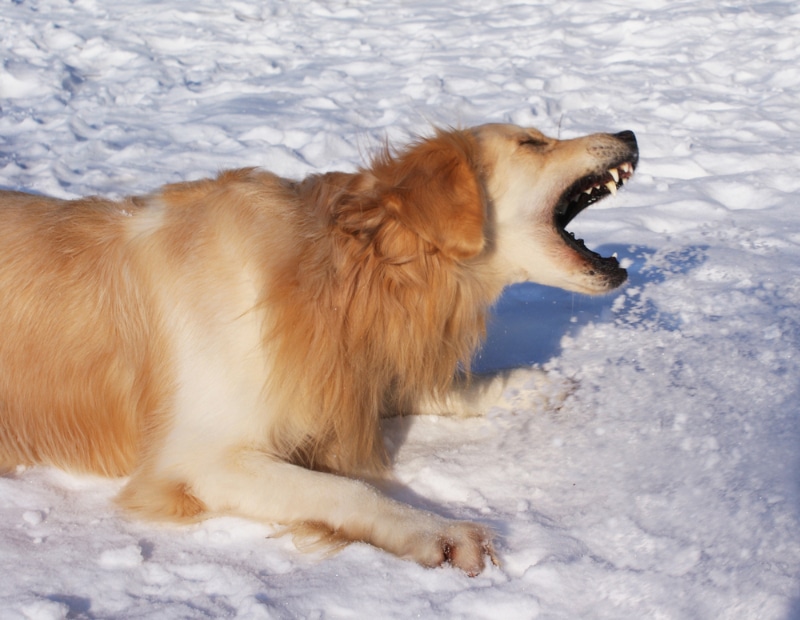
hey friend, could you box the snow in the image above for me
[2,0,800,617]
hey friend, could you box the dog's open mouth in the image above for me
[554,159,636,271]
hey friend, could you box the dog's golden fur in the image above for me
[0,124,637,574]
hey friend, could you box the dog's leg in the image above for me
[415,370,520,417]
[415,366,572,417]
[185,451,496,575]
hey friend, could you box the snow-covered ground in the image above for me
[2,0,800,617]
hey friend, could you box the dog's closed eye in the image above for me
[519,137,548,149]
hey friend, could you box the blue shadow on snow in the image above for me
[472,243,660,374]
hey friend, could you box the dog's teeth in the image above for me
[605,180,617,196]
[609,168,619,183]
[620,162,632,175]
[583,187,593,195]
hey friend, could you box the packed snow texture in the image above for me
[2,0,800,618]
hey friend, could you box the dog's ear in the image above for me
[381,131,485,261]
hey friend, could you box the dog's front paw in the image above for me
[409,520,498,576]
[499,366,576,413]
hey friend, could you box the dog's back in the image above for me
[0,190,166,475]
[0,169,322,479]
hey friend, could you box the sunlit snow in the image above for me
[2,1,799,618]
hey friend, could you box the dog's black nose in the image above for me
[614,130,638,152]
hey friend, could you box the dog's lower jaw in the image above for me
[500,264,623,296]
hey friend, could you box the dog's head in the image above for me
[362,123,637,295]
[472,123,638,294]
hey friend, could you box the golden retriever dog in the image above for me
[0,123,637,575]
